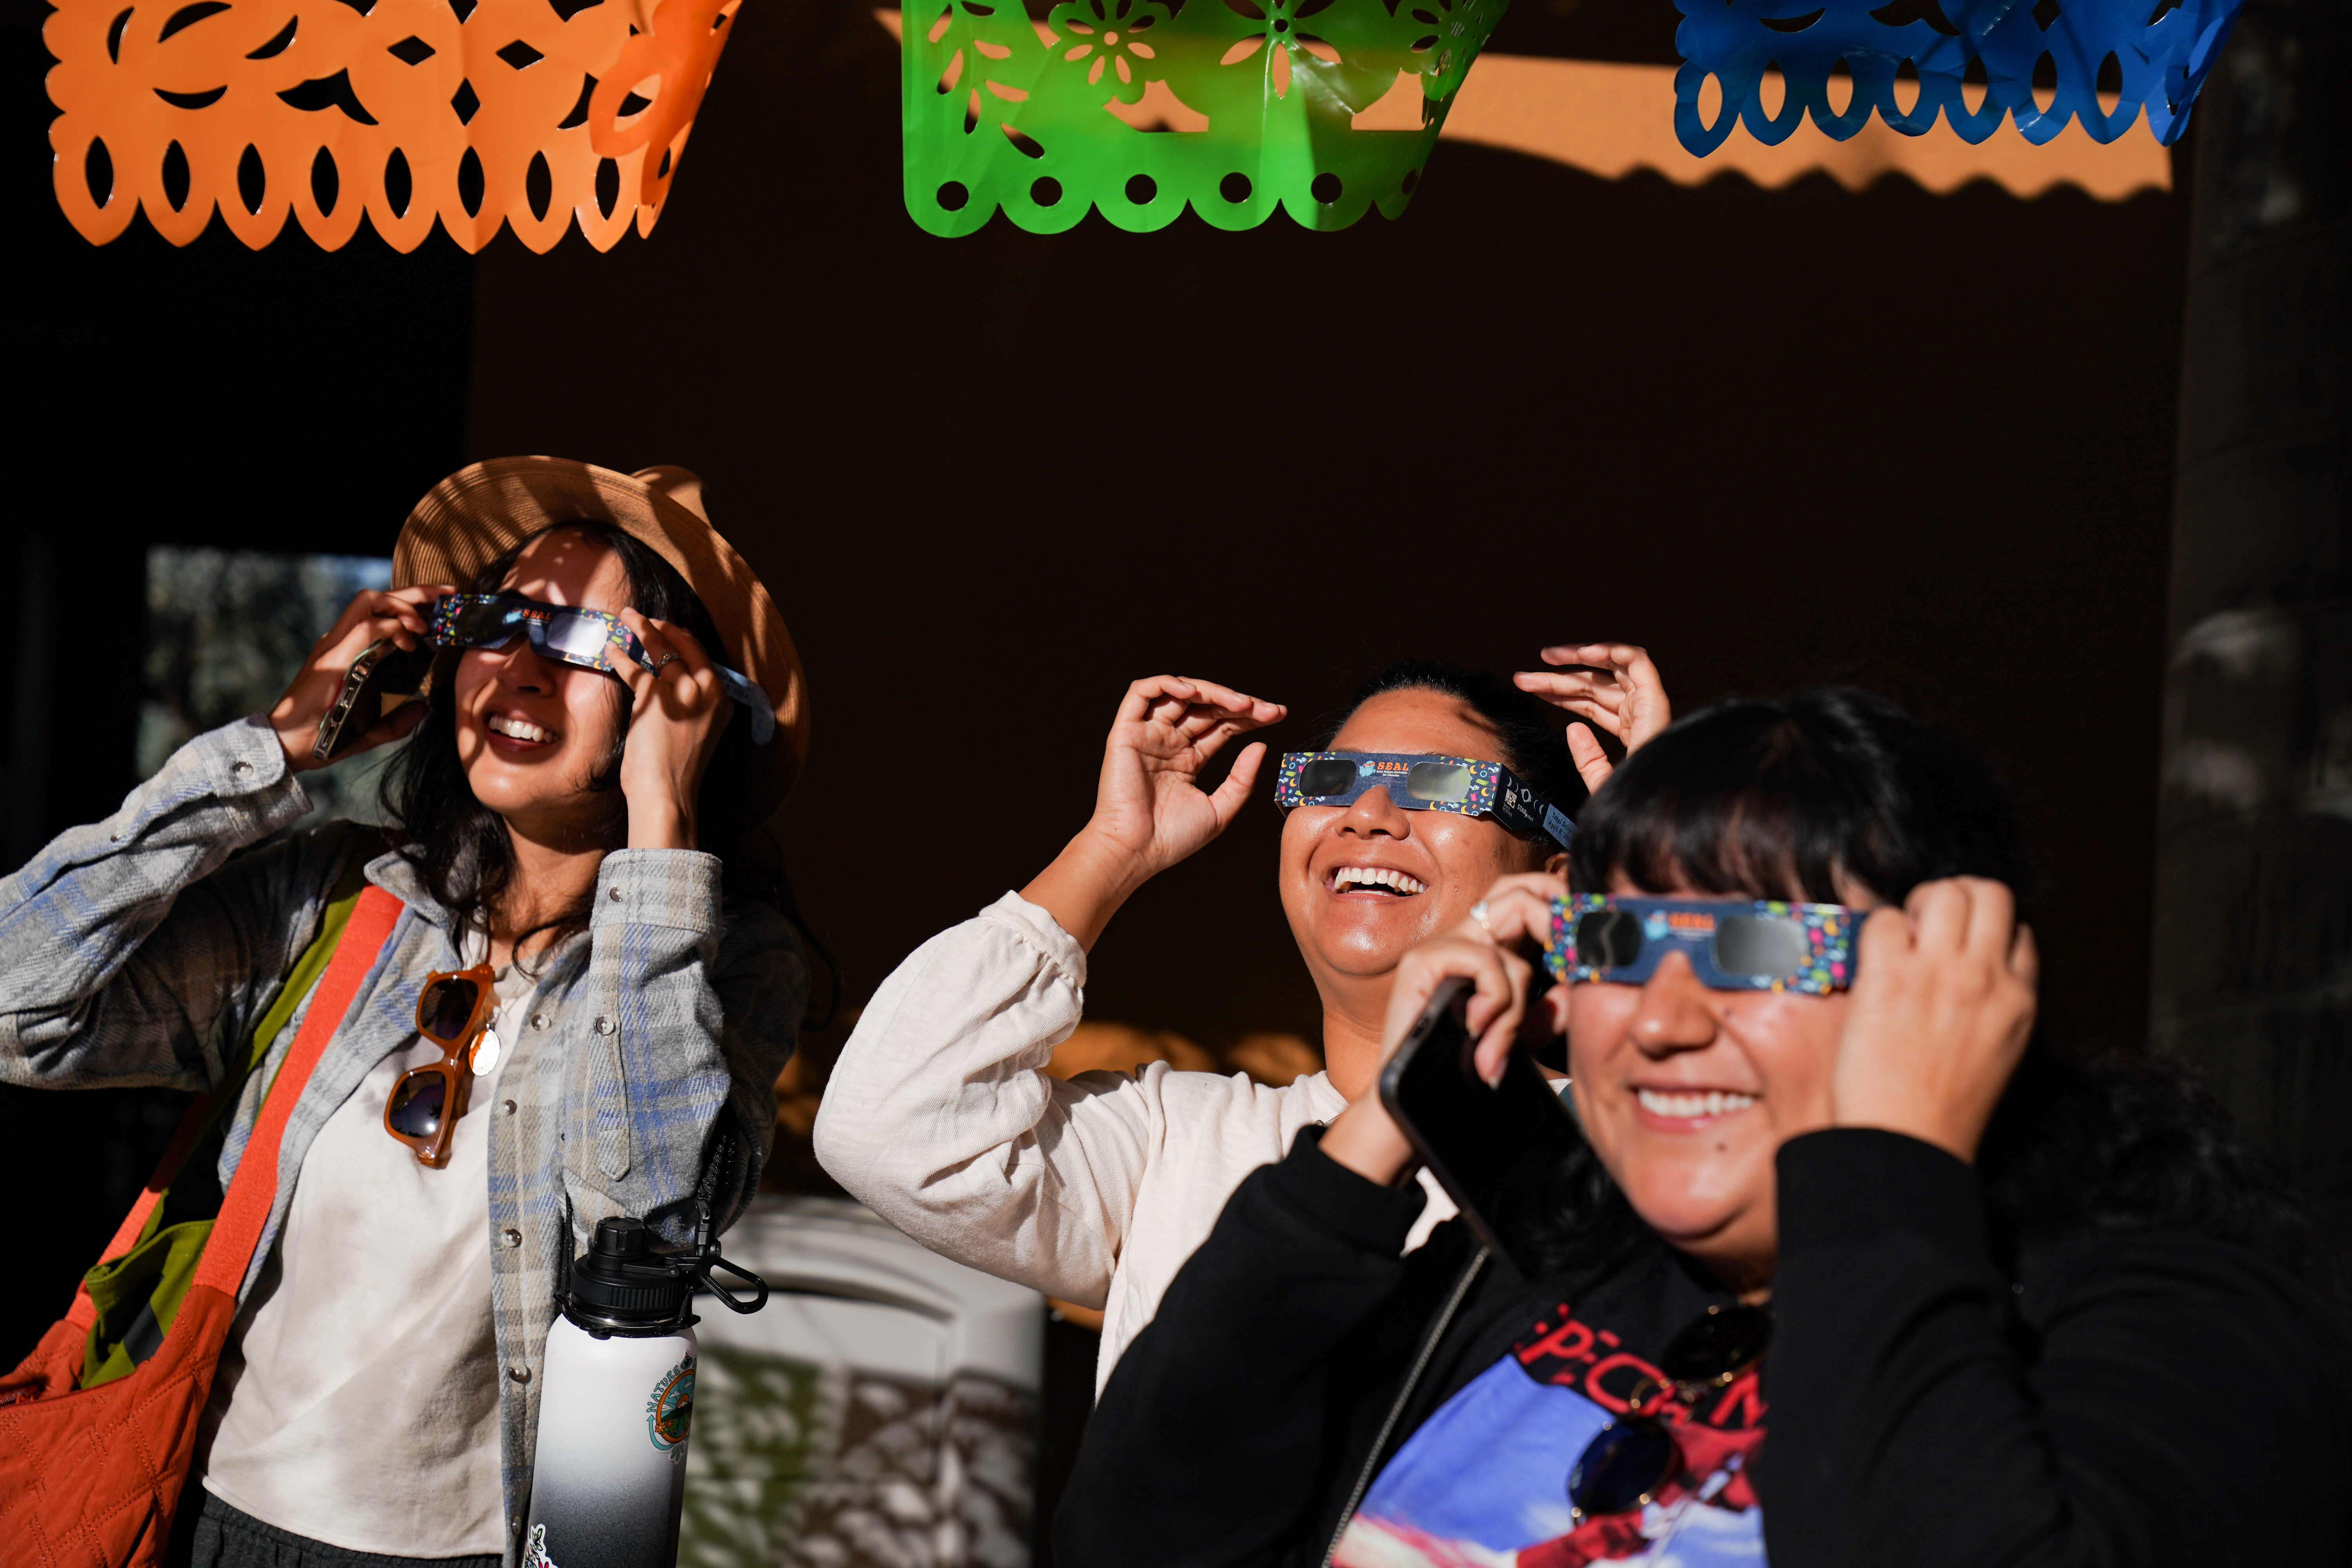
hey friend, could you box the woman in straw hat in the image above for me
[0,459,811,1567]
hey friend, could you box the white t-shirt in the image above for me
[204,955,532,1556]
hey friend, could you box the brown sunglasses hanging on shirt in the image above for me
[385,962,495,1169]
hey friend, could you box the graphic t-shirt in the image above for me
[1334,1291,1768,1568]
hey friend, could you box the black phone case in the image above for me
[1378,976,1579,1278]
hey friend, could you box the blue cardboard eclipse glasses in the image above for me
[1547,895,1859,995]
[1275,751,1576,849]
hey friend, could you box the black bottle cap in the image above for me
[563,1217,697,1332]
[558,1205,771,1336]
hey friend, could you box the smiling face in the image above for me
[1563,879,1877,1290]
[451,528,633,844]
[1279,687,1559,992]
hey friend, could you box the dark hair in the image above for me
[377,521,816,976]
[1516,688,2343,1303]
[1322,658,1588,848]
[1567,688,2028,904]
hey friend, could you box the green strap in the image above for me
[78,855,374,1389]
[239,857,373,1098]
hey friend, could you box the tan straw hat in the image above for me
[393,456,809,820]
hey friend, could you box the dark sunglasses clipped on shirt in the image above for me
[384,963,495,1169]
[429,593,777,746]
[1546,894,1860,996]
[1274,751,1576,849]
[1566,1302,1772,1522]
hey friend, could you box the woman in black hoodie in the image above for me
[1055,689,2350,1568]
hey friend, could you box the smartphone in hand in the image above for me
[313,641,436,763]
[1377,975,1578,1278]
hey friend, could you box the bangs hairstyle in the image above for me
[1320,657,1588,840]
[379,519,813,972]
[1568,688,2030,906]
[1532,687,2343,1305]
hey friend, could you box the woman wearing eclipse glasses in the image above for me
[815,648,1671,1387]
[1056,690,2350,1568]
[0,459,811,1566]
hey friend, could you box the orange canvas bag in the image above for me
[0,882,403,1567]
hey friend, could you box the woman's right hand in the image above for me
[267,584,452,773]
[1022,676,1286,951]
[1318,877,1550,1188]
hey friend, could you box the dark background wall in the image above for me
[465,0,2189,1062]
[7,0,2190,1379]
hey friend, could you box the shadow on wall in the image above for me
[760,1016,1324,1565]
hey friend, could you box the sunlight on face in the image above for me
[1564,879,1874,1287]
[450,528,633,840]
[1278,688,1555,986]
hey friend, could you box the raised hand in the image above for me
[1513,642,1673,794]
[268,584,454,772]
[1831,877,2039,1162]
[1022,676,1287,951]
[614,610,731,850]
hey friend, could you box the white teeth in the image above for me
[488,714,556,744]
[1331,866,1427,896]
[1638,1088,1758,1120]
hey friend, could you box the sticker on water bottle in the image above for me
[644,1354,695,1451]
[524,1523,558,1568]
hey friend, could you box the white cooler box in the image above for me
[680,1194,1047,1568]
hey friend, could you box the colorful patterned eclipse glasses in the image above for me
[1275,751,1576,849]
[1547,895,1858,995]
[430,594,776,746]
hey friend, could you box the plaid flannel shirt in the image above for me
[0,717,805,1563]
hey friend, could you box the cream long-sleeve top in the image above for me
[811,891,1453,1390]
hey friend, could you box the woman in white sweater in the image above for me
[813,649,1670,1383]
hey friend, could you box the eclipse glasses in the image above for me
[1275,751,1576,848]
[1547,894,1858,995]
[430,594,776,745]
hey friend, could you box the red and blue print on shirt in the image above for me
[1334,1304,1767,1567]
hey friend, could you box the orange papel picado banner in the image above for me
[46,0,742,250]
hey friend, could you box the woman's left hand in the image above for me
[1514,642,1673,793]
[1831,877,2040,1163]
[616,612,731,849]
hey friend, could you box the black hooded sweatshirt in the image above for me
[1054,1125,2350,1568]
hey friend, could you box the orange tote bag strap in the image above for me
[56,1100,216,1343]
[193,883,405,1295]
[0,882,407,1568]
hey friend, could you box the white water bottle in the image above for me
[524,1206,767,1568]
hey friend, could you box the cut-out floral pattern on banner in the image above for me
[1672,0,2245,153]
[902,0,1512,236]
[46,0,744,250]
